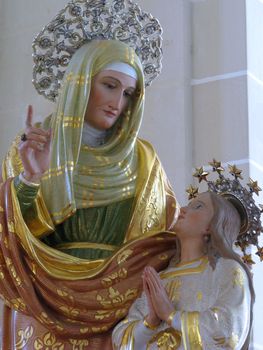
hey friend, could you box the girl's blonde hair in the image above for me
[208,192,255,350]
[171,191,255,349]
[200,192,255,349]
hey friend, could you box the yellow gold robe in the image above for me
[0,137,178,350]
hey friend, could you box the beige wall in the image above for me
[138,0,193,202]
[0,0,263,347]
[0,0,65,156]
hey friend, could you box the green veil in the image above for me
[40,40,145,224]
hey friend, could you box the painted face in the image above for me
[175,193,214,239]
[84,70,137,130]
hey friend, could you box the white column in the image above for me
[191,0,249,170]
[246,1,263,348]
[191,1,263,348]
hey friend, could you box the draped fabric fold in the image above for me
[0,141,178,349]
[41,40,145,224]
[2,136,177,279]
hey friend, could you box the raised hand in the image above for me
[18,105,51,183]
[144,266,175,322]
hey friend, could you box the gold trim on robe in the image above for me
[55,242,118,251]
[0,141,178,348]
[119,321,138,350]
[112,257,251,350]
[2,138,177,280]
[181,311,203,350]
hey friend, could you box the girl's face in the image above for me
[84,70,137,130]
[175,193,214,240]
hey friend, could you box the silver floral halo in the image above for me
[32,0,163,101]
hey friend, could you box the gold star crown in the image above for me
[186,159,263,265]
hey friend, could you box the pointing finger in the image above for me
[26,105,33,127]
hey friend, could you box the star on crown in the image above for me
[186,185,199,200]
[247,178,262,196]
[193,167,209,183]
[228,164,243,180]
[209,159,224,175]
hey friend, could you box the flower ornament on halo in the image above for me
[32,0,163,101]
[186,159,263,265]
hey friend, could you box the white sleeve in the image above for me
[179,260,251,349]
[112,291,156,350]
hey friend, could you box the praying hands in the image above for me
[143,266,175,327]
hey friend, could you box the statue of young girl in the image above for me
[112,192,255,349]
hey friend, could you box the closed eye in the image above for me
[188,201,204,210]
[103,82,116,89]
[123,90,133,98]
